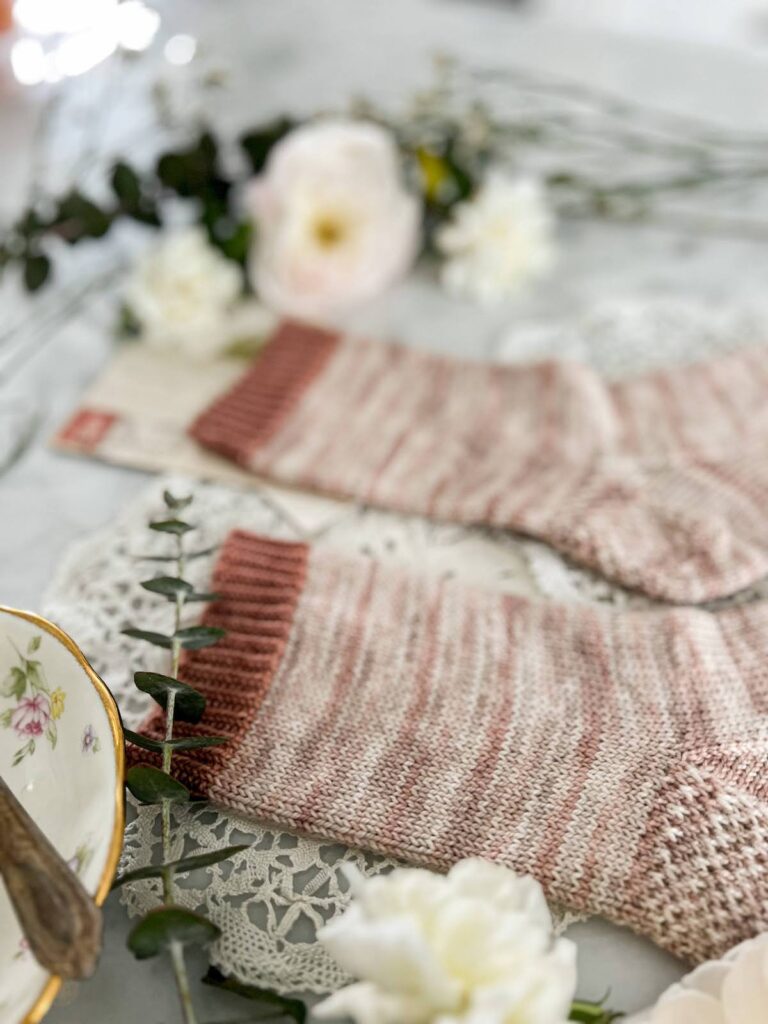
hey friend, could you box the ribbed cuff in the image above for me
[189,320,340,465]
[126,531,308,795]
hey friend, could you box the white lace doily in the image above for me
[42,297,768,993]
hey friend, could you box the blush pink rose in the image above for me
[247,120,421,318]
[11,694,51,737]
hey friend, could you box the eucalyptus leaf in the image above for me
[175,625,226,650]
[140,576,194,599]
[163,491,193,511]
[133,672,206,723]
[128,906,220,960]
[126,764,190,804]
[122,627,173,649]
[113,844,249,889]
[149,519,194,535]
[124,729,228,753]
[203,966,306,1023]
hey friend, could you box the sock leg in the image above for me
[128,531,768,961]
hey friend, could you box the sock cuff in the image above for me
[126,530,309,793]
[188,320,340,465]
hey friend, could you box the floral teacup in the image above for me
[0,607,124,1024]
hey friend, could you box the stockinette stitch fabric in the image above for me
[128,529,768,964]
[190,321,768,604]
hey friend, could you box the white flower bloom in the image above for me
[630,933,768,1024]
[247,119,421,318]
[125,227,242,359]
[315,858,576,1024]
[437,175,555,303]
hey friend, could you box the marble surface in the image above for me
[2,0,768,1020]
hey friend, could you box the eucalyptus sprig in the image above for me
[118,490,304,1024]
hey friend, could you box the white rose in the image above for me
[124,227,242,359]
[246,119,421,318]
[436,175,555,303]
[315,858,576,1024]
[629,933,768,1024]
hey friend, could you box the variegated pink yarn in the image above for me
[129,530,768,964]
[190,321,768,603]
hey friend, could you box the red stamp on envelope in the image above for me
[56,408,118,452]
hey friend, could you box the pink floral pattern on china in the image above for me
[81,723,100,754]
[0,634,66,764]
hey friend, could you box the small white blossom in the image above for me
[315,858,576,1024]
[437,175,555,303]
[246,119,421,318]
[631,933,768,1024]
[125,227,242,359]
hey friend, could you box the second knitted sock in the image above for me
[190,322,768,602]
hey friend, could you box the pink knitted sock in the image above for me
[190,322,768,603]
[128,530,768,963]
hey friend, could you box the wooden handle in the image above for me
[0,776,102,979]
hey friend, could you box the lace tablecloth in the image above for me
[42,298,768,992]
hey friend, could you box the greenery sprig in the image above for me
[117,490,304,1024]
[8,58,768,294]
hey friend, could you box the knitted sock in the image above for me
[128,530,768,963]
[190,322,768,603]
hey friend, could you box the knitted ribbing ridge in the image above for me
[128,530,768,964]
[189,321,768,604]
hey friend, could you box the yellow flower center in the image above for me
[313,215,346,249]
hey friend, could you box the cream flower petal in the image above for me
[652,990,726,1024]
[318,906,460,1011]
[314,982,431,1024]
[721,938,768,1023]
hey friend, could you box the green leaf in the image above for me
[0,708,13,727]
[569,1001,623,1023]
[25,661,45,693]
[185,592,220,604]
[113,844,248,889]
[133,672,206,723]
[240,118,296,174]
[27,636,42,654]
[111,161,142,206]
[1,667,27,700]
[117,302,142,338]
[127,906,220,960]
[23,253,51,292]
[163,491,193,511]
[175,625,226,650]
[149,519,194,535]
[126,764,190,804]
[56,190,111,240]
[122,628,173,649]
[140,576,194,599]
[124,729,228,753]
[203,966,306,1023]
